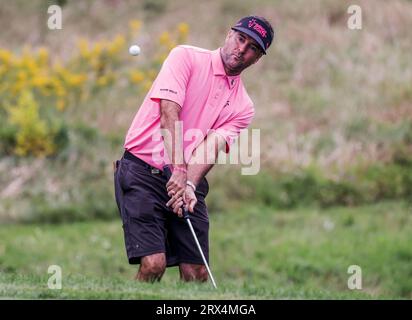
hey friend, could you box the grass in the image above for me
[1,0,412,221]
[1,201,411,299]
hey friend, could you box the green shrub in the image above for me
[6,91,55,157]
[210,151,412,211]
[0,123,17,156]
[22,185,117,224]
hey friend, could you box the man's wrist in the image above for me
[173,165,187,173]
[186,180,196,192]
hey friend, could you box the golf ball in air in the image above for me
[129,45,141,56]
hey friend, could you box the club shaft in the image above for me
[185,218,217,289]
[162,165,217,288]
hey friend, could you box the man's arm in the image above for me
[187,131,227,187]
[160,99,185,169]
[169,131,226,214]
[160,99,187,214]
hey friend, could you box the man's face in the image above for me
[220,30,263,76]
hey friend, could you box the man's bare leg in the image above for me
[135,253,166,282]
[179,263,208,282]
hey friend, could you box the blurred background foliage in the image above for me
[0,0,411,224]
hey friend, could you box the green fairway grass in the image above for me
[1,201,411,299]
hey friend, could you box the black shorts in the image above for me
[114,151,210,267]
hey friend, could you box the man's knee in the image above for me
[137,254,166,281]
[179,263,208,282]
[143,260,166,275]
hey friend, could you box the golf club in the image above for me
[163,165,218,289]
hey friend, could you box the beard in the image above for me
[221,48,246,75]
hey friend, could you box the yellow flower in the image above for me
[97,73,115,87]
[11,81,25,96]
[31,75,51,88]
[97,76,108,86]
[17,70,28,82]
[0,49,13,65]
[108,35,126,56]
[0,65,6,78]
[7,91,55,157]
[92,42,103,56]
[67,73,87,87]
[159,31,171,46]
[177,22,189,43]
[129,19,142,33]
[77,38,91,59]
[37,47,49,66]
[129,70,145,84]
[56,84,67,97]
[24,58,39,76]
[177,23,189,36]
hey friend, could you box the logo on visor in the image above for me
[248,19,267,38]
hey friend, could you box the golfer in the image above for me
[114,16,274,282]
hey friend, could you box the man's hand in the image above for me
[166,169,187,213]
[183,185,197,213]
[167,185,197,217]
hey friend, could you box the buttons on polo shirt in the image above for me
[230,78,236,89]
[225,76,237,89]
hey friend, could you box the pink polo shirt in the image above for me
[124,45,255,170]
